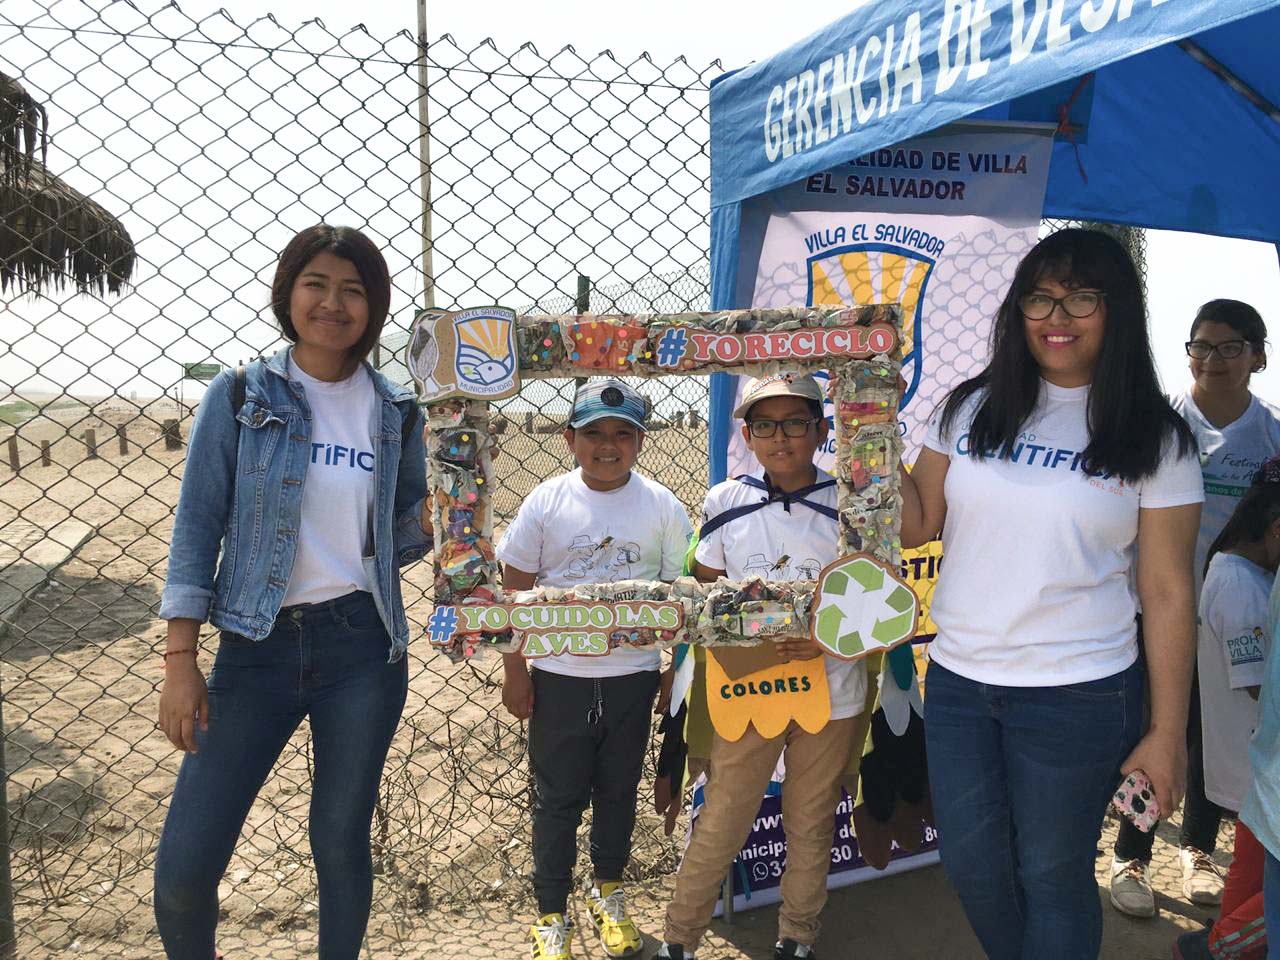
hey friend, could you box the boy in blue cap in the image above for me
[497,378,692,960]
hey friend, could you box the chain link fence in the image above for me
[0,1,1149,954]
[0,1,714,953]
[381,264,714,524]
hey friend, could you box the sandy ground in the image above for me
[0,395,1229,958]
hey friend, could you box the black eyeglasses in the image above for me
[747,417,819,439]
[1186,339,1249,360]
[1019,290,1105,320]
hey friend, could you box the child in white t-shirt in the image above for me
[1114,299,1279,915]
[660,373,866,960]
[497,378,691,960]
[1200,555,1272,814]
[1178,458,1280,960]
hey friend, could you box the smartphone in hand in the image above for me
[1112,770,1160,833]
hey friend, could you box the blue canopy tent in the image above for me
[707,0,1280,481]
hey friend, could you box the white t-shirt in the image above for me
[496,468,692,678]
[1198,552,1272,811]
[923,381,1204,686]
[1171,389,1280,590]
[282,359,377,607]
[695,469,868,721]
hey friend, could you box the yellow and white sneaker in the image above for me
[531,913,574,960]
[584,882,642,957]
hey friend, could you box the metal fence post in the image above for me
[416,0,437,311]
[0,674,17,960]
[574,274,591,391]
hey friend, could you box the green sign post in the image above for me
[182,362,222,382]
[178,362,223,417]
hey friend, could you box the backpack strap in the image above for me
[698,474,839,540]
[401,402,419,448]
[229,364,246,421]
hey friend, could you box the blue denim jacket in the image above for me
[159,347,431,660]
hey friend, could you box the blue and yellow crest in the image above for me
[454,309,517,392]
[806,243,933,408]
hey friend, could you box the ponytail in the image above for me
[1204,455,1280,576]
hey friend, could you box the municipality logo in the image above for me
[407,305,521,403]
[454,308,517,393]
[807,242,933,408]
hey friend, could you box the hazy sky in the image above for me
[171,0,875,70]
[181,0,1280,401]
[4,0,1277,403]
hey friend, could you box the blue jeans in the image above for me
[924,660,1143,960]
[153,591,408,960]
[1265,850,1280,937]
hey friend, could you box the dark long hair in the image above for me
[940,228,1193,482]
[1204,457,1280,575]
[270,224,391,363]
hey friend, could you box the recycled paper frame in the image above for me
[412,304,915,662]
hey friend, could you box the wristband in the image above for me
[162,648,196,667]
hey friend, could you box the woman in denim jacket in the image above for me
[152,224,432,959]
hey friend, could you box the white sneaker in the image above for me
[1180,847,1224,905]
[1109,857,1156,918]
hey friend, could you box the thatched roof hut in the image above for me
[1,71,135,296]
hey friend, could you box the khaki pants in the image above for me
[664,717,858,950]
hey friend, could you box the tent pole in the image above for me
[1178,40,1280,124]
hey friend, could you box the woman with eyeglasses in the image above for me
[899,229,1203,959]
[1178,301,1277,577]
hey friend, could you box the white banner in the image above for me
[727,122,1055,478]
[700,124,1053,911]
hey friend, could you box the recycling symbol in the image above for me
[810,553,919,661]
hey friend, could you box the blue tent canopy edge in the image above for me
[707,1,1280,484]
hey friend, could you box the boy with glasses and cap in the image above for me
[497,378,692,960]
[658,372,867,960]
